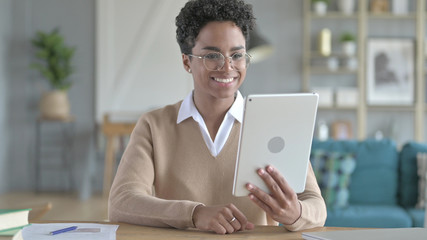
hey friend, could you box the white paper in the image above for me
[22,223,119,240]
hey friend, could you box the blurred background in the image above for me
[0,0,425,221]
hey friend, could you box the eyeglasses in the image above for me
[187,52,251,71]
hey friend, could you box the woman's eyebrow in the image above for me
[201,46,245,52]
[231,46,245,51]
[202,46,221,51]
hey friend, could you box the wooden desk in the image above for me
[115,224,351,240]
[33,221,356,240]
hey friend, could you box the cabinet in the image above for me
[302,0,425,145]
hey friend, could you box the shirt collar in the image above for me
[177,91,244,124]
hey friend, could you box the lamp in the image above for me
[247,29,274,64]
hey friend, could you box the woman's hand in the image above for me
[192,204,255,234]
[246,165,302,225]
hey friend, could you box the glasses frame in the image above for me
[187,52,252,71]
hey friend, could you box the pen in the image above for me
[49,226,78,235]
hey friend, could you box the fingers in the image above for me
[265,165,295,195]
[219,204,247,234]
[194,204,253,234]
[246,183,275,215]
[246,167,287,212]
[246,165,301,225]
[228,204,248,231]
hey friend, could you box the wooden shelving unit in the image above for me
[303,0,426,143]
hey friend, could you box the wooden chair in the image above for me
[102,114,136,196]
[28,202,53,221]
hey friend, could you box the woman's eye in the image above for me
[232,53,244,60]
[205,53,221,60]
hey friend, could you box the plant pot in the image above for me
[39,90,71,120]
[391,0,408,15]
[337,0,355,15]
[342,41,356,56]
[344,57,358,71]
[313,2,327,15]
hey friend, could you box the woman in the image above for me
[109,0,326,234]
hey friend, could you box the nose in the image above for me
[222,56,233,71]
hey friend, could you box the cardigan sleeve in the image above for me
[108,115,202,229]
[282,162,327,231]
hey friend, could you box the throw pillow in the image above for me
[416,152,427,209]
[310,150,356,209]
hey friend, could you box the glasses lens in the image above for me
[202,52,251,71]
[203,53,223,71]
[231,52,250,70]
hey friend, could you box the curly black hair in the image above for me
[175,0,256,54]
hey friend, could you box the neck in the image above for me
[193,92,236,141]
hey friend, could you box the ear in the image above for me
[182,54,191,73]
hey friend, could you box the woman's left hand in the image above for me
[246,165,302,225]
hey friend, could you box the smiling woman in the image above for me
[108,0,326,235]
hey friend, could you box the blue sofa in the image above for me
[310,139,425,228]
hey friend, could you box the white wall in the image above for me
[0,0,11,194]
[96,0,192,123]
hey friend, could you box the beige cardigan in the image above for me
[108,101,326,231]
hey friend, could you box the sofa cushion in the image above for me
[325,205,412,228]
[406,208,425,227]
[310,150,356,208]
[312,139,398,205]
[399,142,427,207]
[416,153,427,208]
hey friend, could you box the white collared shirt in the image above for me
[177,91,244,157]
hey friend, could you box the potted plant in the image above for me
[340,32,356,56]
[31,28,76,120]
[312,0,329,15]
[337,0,356,15]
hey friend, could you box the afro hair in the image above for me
[175,0,256,54]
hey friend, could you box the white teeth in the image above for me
[214,78,234,83]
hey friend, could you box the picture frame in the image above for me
[366,38,414,106]
[331,120,353,140]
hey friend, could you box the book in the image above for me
[302,228,427,240]
[0,228,23,240]
[0,209,30,232]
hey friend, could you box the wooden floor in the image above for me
[0,192,108,221]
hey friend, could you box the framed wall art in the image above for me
[331,120,353,140]
[366,38,414,106]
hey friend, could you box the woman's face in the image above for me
[183,21,247,102]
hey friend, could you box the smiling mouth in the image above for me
[213,77,234,83]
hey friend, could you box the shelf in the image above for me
[310,52,357,59]
[310,67,358,75]
[303,0,427,142]
[319,106,358,111]
[368,13,416,20]
[367,105,415,112]
[310,11,358,19]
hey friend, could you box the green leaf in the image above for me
[30,27,76,90]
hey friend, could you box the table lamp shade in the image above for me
[247,29,273,64]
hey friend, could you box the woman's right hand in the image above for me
[192,204,255,234]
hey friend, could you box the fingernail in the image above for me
[267,166,273,173]
[258,169,265,176]
[246,184,253,190]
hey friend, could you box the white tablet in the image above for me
[232,93,319,196]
